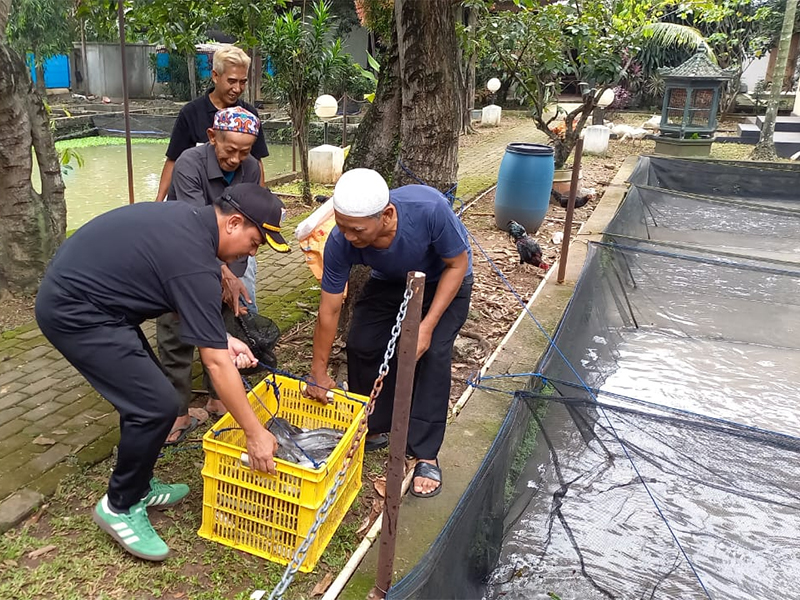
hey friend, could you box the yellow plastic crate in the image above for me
[199,375,367,572]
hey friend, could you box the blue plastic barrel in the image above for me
[494,143,554,233]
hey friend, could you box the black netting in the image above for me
[385,157,800,600]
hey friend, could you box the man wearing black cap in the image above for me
[35,183,290,562]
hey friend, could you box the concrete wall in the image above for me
[740,55,770,93]
[80,42,158,99]
[342,26,369,68]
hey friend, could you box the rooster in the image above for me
[507,221,549,271]
[550,188,595,209]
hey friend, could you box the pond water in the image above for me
[40,142,294,231]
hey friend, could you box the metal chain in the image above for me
[268,283,416,600]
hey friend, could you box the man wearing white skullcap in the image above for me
[305,168,473,499]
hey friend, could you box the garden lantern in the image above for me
[483,78,503,127]
[314,94,338,145]
[658,47,734,140]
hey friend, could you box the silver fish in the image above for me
[266,417,343,468]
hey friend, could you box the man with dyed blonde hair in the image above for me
[155,44,269,203]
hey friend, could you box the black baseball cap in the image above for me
[220,183,290,253]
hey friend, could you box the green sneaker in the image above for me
[92,495,170,561]
[141,478,189,508]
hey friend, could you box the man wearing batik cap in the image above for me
[158,107,288,445]
[305,169,473,499]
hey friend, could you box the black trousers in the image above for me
[36,278,178,511]
[156,312,220,410]
[347,276,472,460]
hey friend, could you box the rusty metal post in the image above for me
[118,1,135,204]
[342,93,348,148]
[557,137,584,284]
[368,271,426,600]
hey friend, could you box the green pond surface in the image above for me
[39,141,294,231]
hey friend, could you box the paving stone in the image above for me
[16,344,51,358]
[0,446,42,477]
[65,424,110,449]
[27,443,73,473]
[26,464,78,499]
[0,368,25,387]
[0,489,44,534]
[53,394,104,420]
[55,387,89,405]
[20,376,65,396]
[54,374,88,391]
[0,435,28,458]
[19,389,60,409]
[19,400,65,422]
[18,371,46,385]
[19,357,61,374]
[0,414,27,437]
[0,381,25,396]
[16,328,42,340]
[20,413,70,436]
[0,391,27,411]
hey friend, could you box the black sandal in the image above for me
[409,459,442,498]
[365,433,389,452]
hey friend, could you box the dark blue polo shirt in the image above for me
[45,202,228,349]
[165,90,269,161]
[321,185,474,294]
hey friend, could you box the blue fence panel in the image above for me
[26,53,71,89]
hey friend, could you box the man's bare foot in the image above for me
[165,407,208,444]
[412,458,442,497]
[205,398,228,418]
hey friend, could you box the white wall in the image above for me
[82,42,158,99]
[740,55,771,93]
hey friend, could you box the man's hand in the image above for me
[415,322,433,360]
[304,370,337,404]
[221,264,251,316]
[245,426,279,474]
[228,335,257,369]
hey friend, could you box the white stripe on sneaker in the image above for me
[117,528,134,537]
[111,522,129,531]
[122,535,140,544]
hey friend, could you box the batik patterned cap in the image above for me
[212,106,260,136]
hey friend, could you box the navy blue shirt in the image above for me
[46,202,228,349]
[321,185,473,294]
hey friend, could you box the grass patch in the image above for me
[55,136,168,151]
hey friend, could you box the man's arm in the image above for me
[171,158,208,208]
[258,159,265,187]
[199,345,278,474]
[306,289,345,402]
[416,250,469,359]
[155,159,176,202]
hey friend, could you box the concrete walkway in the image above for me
[0,114,547,532]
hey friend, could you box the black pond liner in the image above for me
[387,157,800,600]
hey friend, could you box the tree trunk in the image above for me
[186,52,197,99]
[343,22,402,182]
[34,59,46,98]
[292,103,312,204]
[752,0,798,161]
[393,0,460,192]
[0,42,66,294]
[459,7,478,135]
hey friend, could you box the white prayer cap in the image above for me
[332,168,390,217]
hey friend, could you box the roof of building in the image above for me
[660,47,737,80]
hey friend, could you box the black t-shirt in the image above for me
[45,202,228,349]
[165,90,269,161]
